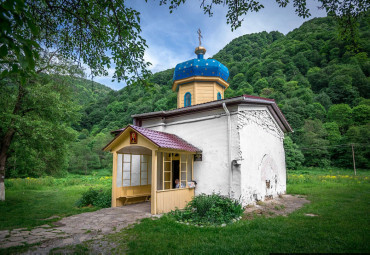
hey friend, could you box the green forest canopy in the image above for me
[3,14,370,178]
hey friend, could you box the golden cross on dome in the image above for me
[197,28,202,46]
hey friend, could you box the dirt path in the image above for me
[0,202,151,254]
[243,194,310,219]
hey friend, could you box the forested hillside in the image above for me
[67,77,113,107]
[4,14,369,178]
[76,14,369,172]
[2,74,113,177]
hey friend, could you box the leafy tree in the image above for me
[284,136,305,170]
[0,0,150,81]
[307,67,329,92]
[253,78,269,93]
[251,72,262,84]
[301,119,331,167]
[327,104,353,133]
[230,73,246,89]
[234,53,243,61]
[308,102,327,121]
[260,87,275,97]
[345,124,370,168]
[1,70,79,179]
[290,87,314,104]
[323,122,342,144]
[229,66,239,78]
[293,52,310,74]
[344,65,369,98]
[314,92,332,110]
[352,104,370,125]
[271,77,286,90]
[236,84,254,96]
[0,0,154,200]
[91,133,114,169]
[68,137,96,175]
[282,81,299,94]
[323,122,344,166]
[281,98,309,129]
[327,75,358,104]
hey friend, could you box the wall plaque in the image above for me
[194,153,202,161]
[130,131,138,144]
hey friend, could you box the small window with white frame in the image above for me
[161,152,193,190]
[116,153,152,187]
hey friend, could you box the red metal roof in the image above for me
[106,125,201,152]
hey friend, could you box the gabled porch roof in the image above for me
[103,125,201,153]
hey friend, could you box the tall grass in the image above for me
[5,174,112,190]
[288,172,369,185]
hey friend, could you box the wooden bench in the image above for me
[120,193,151,205]
[115,185,151,206]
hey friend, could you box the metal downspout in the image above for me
[222,103,232,196]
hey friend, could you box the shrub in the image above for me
[76,188,111,208]
[169,193,243,226]
[94,189,111,208]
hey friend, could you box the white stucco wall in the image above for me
[142,107,236,196]
[236,105,286,205]
[140,103,287,205]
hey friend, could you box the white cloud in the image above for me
[90,0,326,90]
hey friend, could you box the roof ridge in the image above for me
[243,94,275,102]
[130,125,179,137]
[128,125,201,152]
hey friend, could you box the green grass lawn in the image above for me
[1,168,369,254]
[0,170,112,230]
[105,168,370,254]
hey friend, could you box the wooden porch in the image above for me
[104,125,199,214]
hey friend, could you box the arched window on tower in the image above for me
[217,92,222,100]
[184,92,192,107]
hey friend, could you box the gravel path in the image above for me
[0,202,151,254]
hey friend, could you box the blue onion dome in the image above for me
[173,46,229,82]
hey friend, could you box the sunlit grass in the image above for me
[0,171,112,230]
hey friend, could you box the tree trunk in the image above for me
[0,128,15,201]
[0,83,24,201]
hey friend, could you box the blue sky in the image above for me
[93,0,326,90]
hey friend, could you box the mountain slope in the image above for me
[79,14,370,169]
[65,76,113,107]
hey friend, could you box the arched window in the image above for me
[184,92,192,107]
[217,92,222,100]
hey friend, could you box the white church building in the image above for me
[103,45,293,214]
